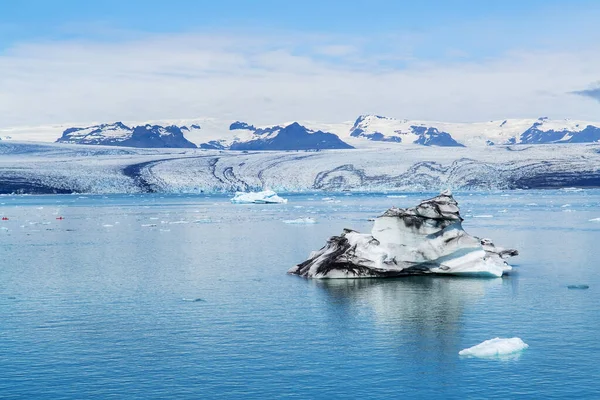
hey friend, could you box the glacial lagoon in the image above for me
[1,191,599,398]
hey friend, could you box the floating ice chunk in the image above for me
[387,195,407,198]
[283,217,317,224]
[567,284,589,289]
[102,224,113,227]
[561,204,571,208]
[589,218,600,222]
[289,192,517,279]
[231,190,287,204]
[473,214,494,218]
[459,337,528,358]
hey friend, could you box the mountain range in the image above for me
[2,115,600,150]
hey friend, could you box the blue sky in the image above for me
[1,0,600,126]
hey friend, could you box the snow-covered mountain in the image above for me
[340,115,600,146]
[2,115,600,149]
[56,122,198,148]
[348,115,464,146]
[200,121,353,151]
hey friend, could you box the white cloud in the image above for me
[0,32,599,129]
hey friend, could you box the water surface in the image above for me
[1,191,599,398]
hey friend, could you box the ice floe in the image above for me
[288,190,518,279]
[459,337,529,358]
[230,190,288,204]
[283,217,317,224]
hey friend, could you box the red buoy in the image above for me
[1,217,8,221]
[56,216,64,220]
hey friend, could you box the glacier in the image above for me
[459,338,529,358]
[1,141,600,194]
[288,191,517,279]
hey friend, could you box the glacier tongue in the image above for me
[288,191,517,279]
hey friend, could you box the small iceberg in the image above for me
[589,218,600,222]
[283,217,317,224]
[182,298,206,302]
[459,337,528,358]
[231,190,287,204]
[567,284,589,290]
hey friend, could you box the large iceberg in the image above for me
[459,337,529,358]
[288,190,517,278]
[230,190,288,204]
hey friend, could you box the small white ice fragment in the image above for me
[386,195,407,198]
[473,214,494,218]
[459,337,528,358]
[589,218,600,222]
[283,217,317,224]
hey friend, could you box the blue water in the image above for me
[1,191,600,399]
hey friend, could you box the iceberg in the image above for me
[288,190,518,278]
[230,190,288,204]
[459,337,529,358]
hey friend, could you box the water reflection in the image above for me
[314,277,502,359]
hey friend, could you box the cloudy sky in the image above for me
[1,0,600,127]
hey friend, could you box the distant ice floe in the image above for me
[589,218,600,222]
[386,195,407,198]
[561,187,584,192]
[230,190,288,204]
[459,337,529,358]
[283,217,317,224]
[289,190,518,279]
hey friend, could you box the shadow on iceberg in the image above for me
[289,190,518,278]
